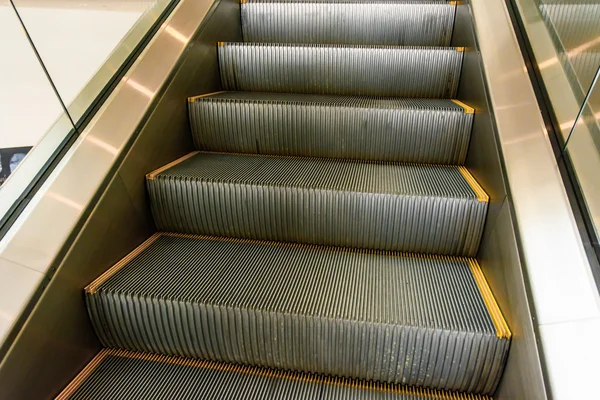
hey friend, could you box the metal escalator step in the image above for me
[218,43,463,98]
[146,152,488,256]
[188,92,474,164]
[241,0,456,46]
[84,234,510,395]
[57,349,494,400]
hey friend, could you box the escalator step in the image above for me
[188,92,474,164]
[218,43,463,98]
[85,234,510,395]
[146,152,488,256]
[57,349,493,399]
[241,0,456,46]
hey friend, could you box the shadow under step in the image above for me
[147,152,488,256]
[241,0,456,46]
[218,43,464,98]
[85,234,510,395]
[57,349,494,400]
[188,92,474,164]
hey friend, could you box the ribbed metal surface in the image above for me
[147,152,488,256]
[241,1,455,46]
[86,235,508,395]
[188,92,473,164]
[218,43,463,98]
[60,350,493,400]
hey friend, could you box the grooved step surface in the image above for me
[57,350,494,400]
[218,43,463,98]
[147,152,488,256]
[188,92,474,164]
[85,235,509,395]
[241,1,455,46]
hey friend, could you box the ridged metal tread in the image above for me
[241,0,456,46]
[188,92,474,164]
[57,350,494,400]
[85,234,509,395]
[146,152,488,256]
[218,43,463,98]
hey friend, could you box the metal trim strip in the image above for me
[85,233,162,294]
[458,166,489,202]
[146,151,200,180]
[452,99,476,114]
[468,259,512,339]
[54,351,109,400]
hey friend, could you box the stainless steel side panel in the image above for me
[0,0,242,398]
[468,0,600,399]
[453,5,547,398]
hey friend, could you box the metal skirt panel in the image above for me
[146,152,488,256]
[86,236,508,394]
[188,93,473,164]
[241,1,455,46]
[61,350,493,399]
[218,43,463,98]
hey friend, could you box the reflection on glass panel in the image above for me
[0,4,73,186]
[566,68,600,239]
[11,0,168,125]
[0,0,174,225]
[512,0,600,253]
[537,0,600,107]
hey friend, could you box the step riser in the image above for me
[88,294,507,395]
[60,350,495,400]
[189,98,473,164]
[219,44,463,98]
[241,2,455,46]
[147,178,486,256]
[85,232,508,395]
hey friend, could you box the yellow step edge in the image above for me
[188,91,227,102]
[85,233,162,294]
[148,150,484,171]
[146,151,199,180]
[56,348,492,400]
[468,259,512,340]
[54,350,110,399]
[457,166,489,203]
[451,99,475,114]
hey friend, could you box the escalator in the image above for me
[17,1,518,398]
